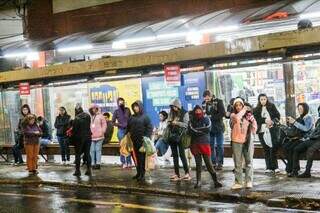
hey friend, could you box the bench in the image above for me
[0,142,319,163]
[0,143,121,162]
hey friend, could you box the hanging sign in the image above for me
[164,65,181,86]
[19,82,30,96]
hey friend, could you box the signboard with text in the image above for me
[19,82,30,96]
[164,65,181,86]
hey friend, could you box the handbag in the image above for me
[120,133,134,157]
[142,136,156,156]
[281,125,303,139]
[181,129,191,149]
[162,127,170,143]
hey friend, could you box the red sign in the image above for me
[164,65,181,86]
[19,83,30,96]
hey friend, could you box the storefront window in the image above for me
[293,59,320,119]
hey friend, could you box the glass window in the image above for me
[293,59,320,118]
[209,63,286,141]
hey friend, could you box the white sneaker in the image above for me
[264,169,273,174]
[231,183,243,190]
[62,161,66,165]
[274,169,281,174]
[245,181,253,188]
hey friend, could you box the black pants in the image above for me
[283,139,300,173]
[133,142,145,178]
[194,154,218,183]
[170,141,189,177]
[12,143,23,163]
[258,133,279,170]
[296,140,320,174]
[74,137,91,172]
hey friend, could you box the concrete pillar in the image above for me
[283,62,296,117]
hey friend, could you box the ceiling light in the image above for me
[112,41,127,50]
[300,12,320,19]
[57,44,93,53]
[3,51,38,59]
[200,25,239,34]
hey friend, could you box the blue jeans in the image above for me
[118,128,132,165]
[57,136,70,162]
[90,139,103,165]
[210,132,224,166]
[155,138,169,156]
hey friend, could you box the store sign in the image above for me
[164,65,181,86]
[19,82,30,96]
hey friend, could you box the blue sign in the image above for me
[142,72,206,127]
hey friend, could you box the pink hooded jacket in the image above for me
[230,108,257,144]
[90,106,107,141]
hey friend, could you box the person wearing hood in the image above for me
[189,105,222,189]
[72,105,92,176]
[54,106,71,165]
[89,104,107,170]
[13,104,31,165]
[127,100,153,182]
[167,98,191,182]
[22,114,42,175]
[284,103,314,177]
[112,97,132,168]
[230,98,257,190]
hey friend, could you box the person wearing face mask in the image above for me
[112,98,132,168]
[189,105,222,189]
[290,106,320,178]
[283,103,314,177]
[253,94,281,174]
[230,98,257,190]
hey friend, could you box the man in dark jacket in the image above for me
[72,105,92,176]
[292,106,320,178]
[127,100,153,182]
[103,112,114,144]
[112,97,132,168]
[202,90,226,170]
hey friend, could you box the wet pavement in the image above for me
[0,185,316,213]
[0,159,319,211]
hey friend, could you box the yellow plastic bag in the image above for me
[120,133,133,157]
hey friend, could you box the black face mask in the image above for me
[119,104,125,109]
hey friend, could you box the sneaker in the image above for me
[264,169,273,174]
[122,164,127,169]
[62,161,66,165]
[170,175,180,181]
[231,183,243,190]
[216,165,223,171]
[181,173,191,181]
[297,172,311,178]
[245,181,253,188]
[274,169,281,174]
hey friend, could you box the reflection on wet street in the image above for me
[0,185,316,213]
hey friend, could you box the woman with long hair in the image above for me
[253,94,281,174]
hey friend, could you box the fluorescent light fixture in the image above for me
[48,79,87,86]
[156,32,186,39]
[200,25,239,34]
[120,36,156,43]
[186,31,202,45]
[26,52,39,61]
[3,51,38,59]
[57,44,93,53]
[112,41,127,50]
[300,12,320,19]
[95,74,141,81]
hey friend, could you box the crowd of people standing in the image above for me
[11,89,320,190]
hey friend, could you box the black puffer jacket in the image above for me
[54,114,71,137]
[72,112,91,140]
[253,103,280,134]
[189,114,211,145]
[127,101,153,147]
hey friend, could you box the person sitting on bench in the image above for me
[284,103,314,177]
[292,106,320,178]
